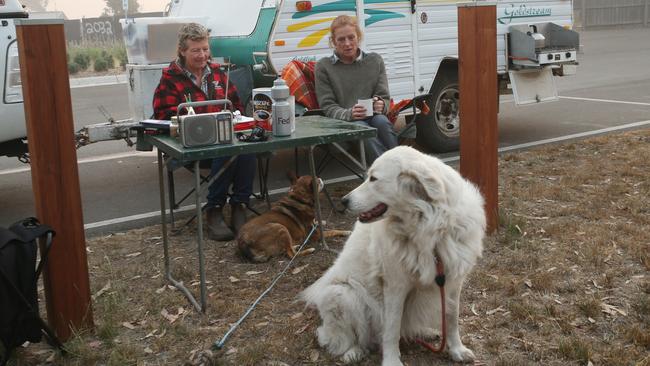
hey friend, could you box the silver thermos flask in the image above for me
[271,77,293,137]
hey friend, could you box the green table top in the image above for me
[145,115,377,163]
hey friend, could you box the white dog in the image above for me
[301,146,486,365]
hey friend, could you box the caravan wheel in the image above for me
[416,73,460,153]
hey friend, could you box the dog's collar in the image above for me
[272,197,314,229]
[273,205,308,229]
[287,192,313,206]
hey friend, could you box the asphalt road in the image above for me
[1,27,649,234]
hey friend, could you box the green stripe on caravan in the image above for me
[292,0,356,19]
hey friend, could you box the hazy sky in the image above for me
[46,0,169,19]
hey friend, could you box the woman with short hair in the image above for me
[315,15,398,163]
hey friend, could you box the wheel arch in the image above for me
[428,57,459,95]
[414,57,461,154]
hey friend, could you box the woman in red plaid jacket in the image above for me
[152,23,255,241]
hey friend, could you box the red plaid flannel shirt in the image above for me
[152,61,244,120]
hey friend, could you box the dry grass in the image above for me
[11,128,650,365]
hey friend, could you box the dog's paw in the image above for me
[448,345,475,363]
[316,326,330,348]
[341,346,365,364]
[292,245,316,256]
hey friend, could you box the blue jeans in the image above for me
[357,114,398,164]
[206,154,256,207]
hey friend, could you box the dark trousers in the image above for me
[206,154,256,207]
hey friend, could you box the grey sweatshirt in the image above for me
[315,52,390,121]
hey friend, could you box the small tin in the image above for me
[170,116,179,138]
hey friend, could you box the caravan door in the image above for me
[414,2,460,97]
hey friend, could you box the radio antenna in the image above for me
[225,56,231,110]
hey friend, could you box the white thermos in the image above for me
[271,77,294,136]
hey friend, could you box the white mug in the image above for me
[358,99,374,117]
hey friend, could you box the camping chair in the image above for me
[0,219,64,366]
[282,60,432,212]
[296,109,368,213]
[282,61,369,212]
[165,154,270,232]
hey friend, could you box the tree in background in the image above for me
[101,0,140,17]
[20,0,49,12]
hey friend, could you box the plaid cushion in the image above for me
[281,60,319,110]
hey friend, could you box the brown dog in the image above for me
[237,174,348,262]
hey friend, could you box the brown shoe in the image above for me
[230,203,248,234]
[206,206,234,241]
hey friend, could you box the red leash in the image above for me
[415,258,446,353]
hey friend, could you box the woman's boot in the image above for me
[230,203,248,235]
[206,206,234,241]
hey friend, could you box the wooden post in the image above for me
[458,3,498,233]
[15,19,93,340]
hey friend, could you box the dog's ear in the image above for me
[286,171,298,185]
[398,170,444,202]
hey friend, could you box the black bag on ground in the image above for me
[0,217,61,365]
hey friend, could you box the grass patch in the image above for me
[557,337,592,363]
[625,324,650,348]
[495,354,532,366]
[577,297,601,319]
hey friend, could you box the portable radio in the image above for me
[177,100,234,147]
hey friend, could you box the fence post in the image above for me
[645,0,648,27]
[581,0,587,29]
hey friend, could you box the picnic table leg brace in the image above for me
[308,145,328,250]
[329,141,368,177]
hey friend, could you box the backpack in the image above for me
[0,217,62,365]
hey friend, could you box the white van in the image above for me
[0,0,29,159]
[153,0,578,152]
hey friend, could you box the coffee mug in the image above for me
[358,99,374,117]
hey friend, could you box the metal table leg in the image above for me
[358,140,367,176]
[307,146,328,250]
[167,168,176,230]
[158,150,170,291]
[158,152,238,314]
[159,152,205,312]
[194,160,208,312]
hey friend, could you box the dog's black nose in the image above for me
[341,196,349,208]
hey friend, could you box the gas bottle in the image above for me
[271,77,294,136]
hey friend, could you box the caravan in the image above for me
[0,0,579,158]
[139,0,578,152]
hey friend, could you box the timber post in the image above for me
[15,18,94,340]
[457,2,499,233]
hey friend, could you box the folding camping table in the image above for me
[144,115,376,313]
